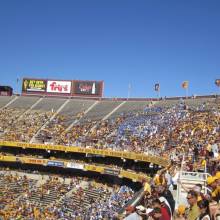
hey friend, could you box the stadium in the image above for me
[0,78,219,220]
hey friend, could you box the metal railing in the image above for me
[176,156,211,207]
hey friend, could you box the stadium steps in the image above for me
[30,99,70,143]
[65,100,99,132]
[0,96,15,108]
[109,100,153,119]
[81,100,123,122]
[28,185,69,207]
[16,97,43,121]
[85,102,127,136]
[102,101,127,121]
[58,188,105,217]
[2,95,18,108]
[59,99,96,126]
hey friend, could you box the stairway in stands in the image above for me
[21,181,70,207]
[59,188,107,217]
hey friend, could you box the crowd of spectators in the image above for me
[58,182,134,219]
[0,99,220,219]
[0,108,23,133]
[0,170,135,220]
[0,107,53,142]
[0,100,219,162]
[120,163,220,220]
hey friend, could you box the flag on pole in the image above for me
[182,81,189,89]
[215,79,220,87]
[154,83,160,91]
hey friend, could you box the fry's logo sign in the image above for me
[47,80,71,93]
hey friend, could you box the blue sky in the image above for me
[0,0,220,98]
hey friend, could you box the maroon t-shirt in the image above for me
[160,207,171,220]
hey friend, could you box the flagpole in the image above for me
[16,77,19,95]
[155,83,160,99]
[127,83,131,100]
[186,87,188,99]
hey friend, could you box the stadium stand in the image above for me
[0,95,220,219]
[0,96,15,108]
[80,100,123,122]
[8,96,41,109]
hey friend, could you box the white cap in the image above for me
[159,196,167,203]
[136,205,146,211]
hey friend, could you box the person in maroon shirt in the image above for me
[151,198,171,220]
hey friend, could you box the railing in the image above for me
[176,157,211,207]
[118,187,145,215]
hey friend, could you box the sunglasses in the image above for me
[198,205,204,209]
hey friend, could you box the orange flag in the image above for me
[182,81,189,89]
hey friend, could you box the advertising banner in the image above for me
[47,80,72,94]
[22,79,47,92]
[73,81,102,96]
[104,168,120,176]
[66,162,84,170]
[25,158,45,165]
[0,141,169,167]
[84,165,104,173]
[47,160,64,167]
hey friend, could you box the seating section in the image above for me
[9,96,40,109]
[0,95,220,219]
[32,98,66,111]
[81,100,122,121]
[60,99,95,124]
[23,177,70,207]
[0,108,24,133]
[0,96,219,160]
[58,182,134,219]
[0,96,15,108]
[0,173,37,210]
[0,171,135,220]
[1,110,53,142]
[110,100,152,118]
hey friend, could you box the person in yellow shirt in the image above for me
[213,172,220,202]
[186,190,200,220]
[215,172,220,186]
[144,182,151,194]
[153,171,166,186]
[207,176,220,202]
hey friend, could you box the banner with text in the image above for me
[47,160,64,167]
[66,162,84,170]
[47,80,72,94]
[22,79,47,92]
[104,168,120,176]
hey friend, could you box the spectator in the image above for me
[151,198,171,220]
[197,199,211,220]
[185,190,200,220]
[123,206,142,220]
